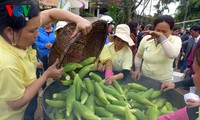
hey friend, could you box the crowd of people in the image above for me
[90,14,200,120]
[0,0,200,120]
[97,13,200,120]
[0,0,92,119]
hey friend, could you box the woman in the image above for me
[0,0,92,119]
[35,22,56,71]
[104,24,135,85]
[158,39,200,120]
[128,20,139,59]
[35,22,56,90]
[132,15,182,83]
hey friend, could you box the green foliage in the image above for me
[106,2,127,25]
[174,0,200,27]
[80,10,94,17]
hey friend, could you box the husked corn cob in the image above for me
[66,85,75,117]
[84,78,94,95]
[72,101,101,120]
[45,99,65,108]
[63,62,82,73]
[78,64,94,78]
[94,82,110,105]
[79,57,96,66]
[125,106,137,120]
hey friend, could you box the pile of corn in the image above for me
[45,57,176,120]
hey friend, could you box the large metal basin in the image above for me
[126,75,186,109]
[42,74,186,120]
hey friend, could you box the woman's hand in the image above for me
[71,18,92,38]
[105,76,115,85]
[105,73,123,85]
[143,30,167,44]
[143,30,163,39]
[187,99,200,107]
[44,59,64,80]
[45,42,53,49]
[161,82,175,92]
[184,68,190,74]
[132,68,141,80]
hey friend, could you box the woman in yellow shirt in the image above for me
[0,0,92,119]
[132,15,182,83]
[104,24,135,85]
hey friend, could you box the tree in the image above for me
[153,0,177,17]
[89,0,146,24]
[174,0,200,28]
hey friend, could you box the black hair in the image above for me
[128,20,138,36]
[145,24,154,30]
[0,0,40,34]
[173,26,181,31]
[190,25,200,33]
[153,15,174,30]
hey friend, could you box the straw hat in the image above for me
[108,24,135,46]
[55,21,68,31]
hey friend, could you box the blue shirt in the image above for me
[35,24,56,57]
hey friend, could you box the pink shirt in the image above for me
[187,37,200,74]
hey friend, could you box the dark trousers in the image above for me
[24,93,38,120]
[180,59,187,73]
[177,56,184,69]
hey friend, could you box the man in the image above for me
[183,25,200,79]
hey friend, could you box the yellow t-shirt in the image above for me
[107,42,133,71]
[137,35,182,82]
[93,45,112,70]
[0,36,37,120]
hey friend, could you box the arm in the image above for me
[105,60,112,71]
[6,59,63,110]
[158,106,199,120]
[161,77,194,91]
[104,72,124,85]
[132,36,148,80]
[143,31,182,59]
[158,107,190,120]
[132,54,142,80]
[161,38,182,59]
[104,51,132,85]
[98,45,113,78]
[175,77,194,88]
[40,8,92,37]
